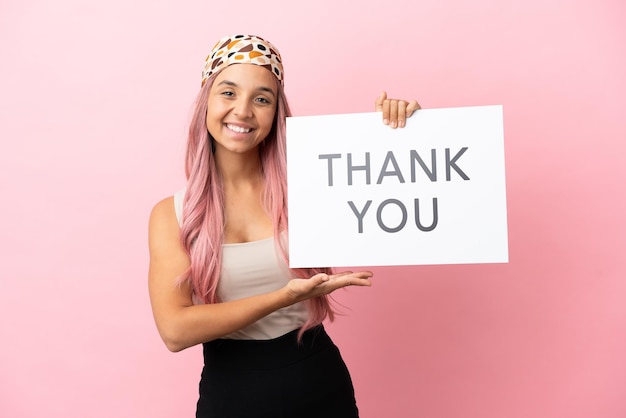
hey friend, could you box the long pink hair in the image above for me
[179,70,336,336]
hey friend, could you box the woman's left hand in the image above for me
[375,91,420,129]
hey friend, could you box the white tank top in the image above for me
[173,189,308,340]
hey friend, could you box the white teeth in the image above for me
[227,124,251,133]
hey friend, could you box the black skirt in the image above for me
[196,325,359,418]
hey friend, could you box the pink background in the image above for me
[1,0,624,417]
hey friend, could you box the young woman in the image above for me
[148,34,420,417]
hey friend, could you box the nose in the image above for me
[233,97,253,118]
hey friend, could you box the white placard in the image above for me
[286,105,508,268]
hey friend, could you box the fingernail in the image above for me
[399,120,405,128]
[390,121,397,128]
[383,119,389,125]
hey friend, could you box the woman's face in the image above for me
[206,63,278,157]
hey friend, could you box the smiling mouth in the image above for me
[226,123,252,133]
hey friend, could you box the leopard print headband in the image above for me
[201,34,284,86]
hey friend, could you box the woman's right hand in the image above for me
[285,271,373,302]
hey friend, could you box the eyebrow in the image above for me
[217,80,276,96]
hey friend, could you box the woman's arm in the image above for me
[375,91,421,128]
[148,197,372,352]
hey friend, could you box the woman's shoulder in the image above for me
[151,195,174,214]
[150,188,186,227]
[149,196,177,230]
[148,194,186,257]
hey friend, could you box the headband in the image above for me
[201,34,284,86]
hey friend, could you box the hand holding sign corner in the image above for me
[375,91,421,129]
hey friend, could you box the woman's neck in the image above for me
[215,149,263,186]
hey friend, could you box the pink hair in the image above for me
[179,70,336,338]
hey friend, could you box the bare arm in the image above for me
[148,197,372,352]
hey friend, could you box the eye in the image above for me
[221,91,234,97]
[255,97,271,104]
